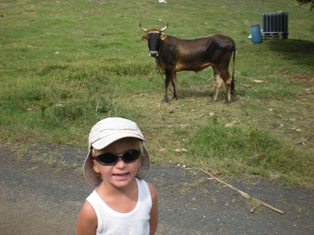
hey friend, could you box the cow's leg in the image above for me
[221,69,232,103]
[163,71,172,102]
[212,67,223,101]
[213,75,223,101]
[171,72,178,100]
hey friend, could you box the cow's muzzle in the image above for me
[149,51,159,57]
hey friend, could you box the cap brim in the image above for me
[91,131,145,150]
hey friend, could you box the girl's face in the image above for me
[92,138,141,189]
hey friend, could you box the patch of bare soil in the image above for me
[1,143,313,234]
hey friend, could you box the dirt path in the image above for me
[0,143,313,235]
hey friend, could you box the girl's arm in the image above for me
[148,183,158,235]
[76,201,98,235]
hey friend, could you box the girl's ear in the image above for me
[92,160,101,174]
[142,35,148,41]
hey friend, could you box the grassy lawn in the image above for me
[0,0,313,187]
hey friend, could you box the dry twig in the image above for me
[199,168,284,215]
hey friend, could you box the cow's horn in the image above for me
[160,23,169,32]
[139,23,148,32]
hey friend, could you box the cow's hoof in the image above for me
[162,98,169,103]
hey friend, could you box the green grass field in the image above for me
[1,0,313,187]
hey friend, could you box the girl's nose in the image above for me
[115,157,126,168]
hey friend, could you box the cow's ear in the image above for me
[160,34,167,40]
[142,35,148,41]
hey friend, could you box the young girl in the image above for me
[76,117,158,235]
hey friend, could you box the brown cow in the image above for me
[140,23,236,103]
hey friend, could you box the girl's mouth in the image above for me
[113,172,129,176]
[112,172,130,180]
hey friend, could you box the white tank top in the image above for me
[86,178,152,235]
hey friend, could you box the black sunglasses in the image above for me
[93,149,140,166]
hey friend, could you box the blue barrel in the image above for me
[250,24,263,44]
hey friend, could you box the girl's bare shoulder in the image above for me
[76,201,98,235]
[147,181,158,199]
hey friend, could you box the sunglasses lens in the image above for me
[95,149,140,165]
[122,149,140,163]
[96,153,118,165]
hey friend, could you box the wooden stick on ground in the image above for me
[199,168,284,215]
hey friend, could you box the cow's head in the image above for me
[140,23,168,58]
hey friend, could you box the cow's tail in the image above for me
[231,47,236,95]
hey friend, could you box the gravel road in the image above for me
[0,143,313,235]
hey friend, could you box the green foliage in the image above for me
[103,63,153,77]
[188,122,314,183]
[297,0,313,10]
[43,101,87,125]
